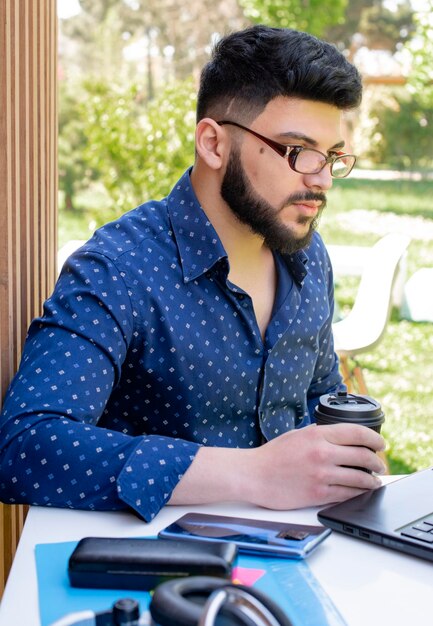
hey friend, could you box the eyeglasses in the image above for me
[217,120,357,179]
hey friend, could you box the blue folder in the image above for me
[35,540,346,626]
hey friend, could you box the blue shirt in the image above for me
[0,170,341,521]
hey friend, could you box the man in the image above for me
[0,25,386,522]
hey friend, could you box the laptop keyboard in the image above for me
[400,514,433,544]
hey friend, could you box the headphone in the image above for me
[50,577,293,626]
[149,576,294,626]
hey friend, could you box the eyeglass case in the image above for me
[68,536,238,591]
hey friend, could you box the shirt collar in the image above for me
[167,169,228,283]
[167,168,310,286]
[281,248,309,286]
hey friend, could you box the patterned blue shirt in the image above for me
[0,170,341,521]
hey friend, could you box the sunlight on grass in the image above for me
[357,320,433,474]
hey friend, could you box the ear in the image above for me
[195,118,229,170]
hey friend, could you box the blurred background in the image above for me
[56,0,433,474]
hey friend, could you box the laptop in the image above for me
[317,466,433,562]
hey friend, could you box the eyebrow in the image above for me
[278,131,345,151]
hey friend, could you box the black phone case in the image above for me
[68,536,238,590]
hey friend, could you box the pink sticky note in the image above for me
[231,566,266,586]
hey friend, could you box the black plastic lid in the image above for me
[315,391,384,422]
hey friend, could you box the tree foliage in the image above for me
[64,77,197,224]
[58,83,90,212]
[238,0,347,36]
[325,0,414,55]
[359,1,414,51]
[60,0,246,86]
[361,87,433,169]
[406,2,433,107]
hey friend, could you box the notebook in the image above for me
[317,466,433,562]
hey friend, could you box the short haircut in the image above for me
[197,25,362,123]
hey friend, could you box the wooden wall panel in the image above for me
[0,0,58,593]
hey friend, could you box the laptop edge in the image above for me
[317,467,433,562]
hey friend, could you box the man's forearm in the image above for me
[168,445,256,505]
[169,424,387,511]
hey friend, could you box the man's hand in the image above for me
[244,423,386,510]
[169,423,386,510]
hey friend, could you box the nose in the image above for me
[303,165,333,192]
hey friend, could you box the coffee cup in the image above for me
[314,390,385,472]
[314,390,385,432]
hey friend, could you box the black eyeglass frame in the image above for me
[217,120,357,179]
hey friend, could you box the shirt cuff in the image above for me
[116,435,201,521]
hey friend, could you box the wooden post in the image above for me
[0,0,58,593]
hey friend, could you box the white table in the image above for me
[0,483,431,626]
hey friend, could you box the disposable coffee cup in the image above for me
[314,391,385,472]
[314,391,385,432]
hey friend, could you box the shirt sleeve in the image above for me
[0,250,200,521]
[306,242,345,419]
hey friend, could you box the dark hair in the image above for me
[197,25,362,122]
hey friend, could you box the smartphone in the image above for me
[158,512,331,559]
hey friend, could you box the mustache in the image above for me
[282,191,327,211]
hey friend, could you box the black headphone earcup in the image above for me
[149,576,228,626]
[149,575,294,626]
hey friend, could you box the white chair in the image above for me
[57,239,86,275]
[332,232,411,394]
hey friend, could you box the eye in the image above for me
[286,145,303,153]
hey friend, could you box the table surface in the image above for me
[0,477,431,626]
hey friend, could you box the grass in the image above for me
[320,175,433,475]
[58,174,433,475]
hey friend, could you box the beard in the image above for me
[220,147,326,255]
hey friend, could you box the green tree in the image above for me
[359,1,414,52]
[361,87,433,169]
[58,83,90,212]
[238,0,347,36]
[60,0,246,89]
[58,0,246,218]
[325,0,414,56]
[406,2,433,107]
[60,1,129,82]
[75,77,197,225]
